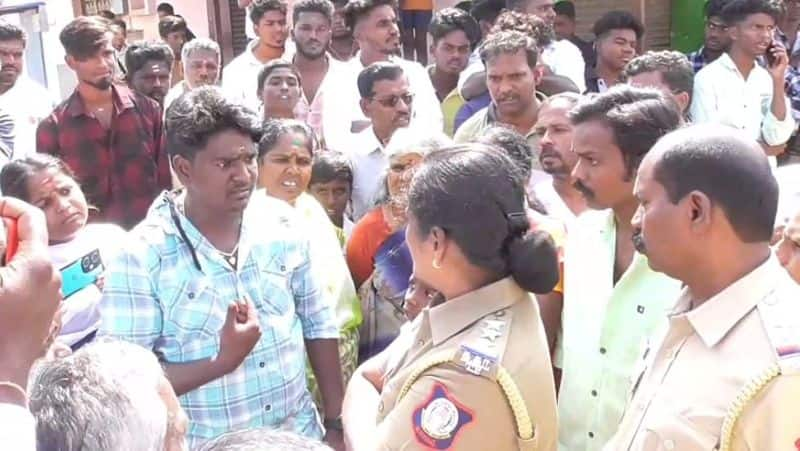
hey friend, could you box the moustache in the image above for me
[632,230,647,254]
[573,180,595,199]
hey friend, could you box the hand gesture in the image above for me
[0,198,62,387]
[217,299,262,374]
[767,42,789,81]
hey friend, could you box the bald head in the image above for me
[646,125,778,243]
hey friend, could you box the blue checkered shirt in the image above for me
[687,47,708,74]
[785,65,800,122]
[99,191,338,448]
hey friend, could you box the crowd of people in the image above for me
[0,0,799,450]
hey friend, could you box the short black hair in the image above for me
[158,15,188,39]
[111,18,127,34]
[156,2,175,15]
[60,16,112,60]
[470,0,504,24]
[705,0,732,18]
[430,8,482,49]
[256,59,301,95]
[310,151,354,188]
[569,85,682,180]
[344,0,394,31]
[720,0,782,25]
[293,0,334,25]
[0,21,26,46]
[97,10,117,20]
[357,62,404,98]
[480,30,538,69]
[554,1,576,19]
[258,119,318,159]
[623,50,694,96]
[477,126,532,183]
[165,86,261,160]
[593,10,644,40]
[490,10,553,49]
[0,154,78,204]
[409,144,559,294]
[651,125,778,242]
[125,41,174,78]
[251,0,289,24]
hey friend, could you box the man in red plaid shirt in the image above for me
[36,16,171,229]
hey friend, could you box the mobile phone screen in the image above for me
[60,249,104,299]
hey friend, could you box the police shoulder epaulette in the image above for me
[451,307,514,380]
[718,283,800,451]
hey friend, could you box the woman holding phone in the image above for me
[0,154,126,351]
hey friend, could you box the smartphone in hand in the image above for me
[4,220,18,263]
[766,41,779,67]
[60,249,104,298]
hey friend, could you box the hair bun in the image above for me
[507,230,559,294]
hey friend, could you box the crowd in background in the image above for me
[0,0,799,450]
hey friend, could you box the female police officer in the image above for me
[342,144,560,451]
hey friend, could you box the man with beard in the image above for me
[321,0,441,152]
[427,8,481,137]
[349,63,412,220]
[454,31,543,149]
[292,0,348,140]
[164,38,221,110]
[605,125,800,451]
[125,41,174,107]
[36,17,171,229]
[691,0,795,166]
[100,86,345,450]
[0,22,56,159]
[555,86,684,451]
[687,0,733,73]
[532,92,587,227]
[585,11,643,93]
[224,0,291,112]
[329,0,357,61]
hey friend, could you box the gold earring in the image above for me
[432,259,441,270]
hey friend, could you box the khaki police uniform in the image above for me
[373,277,558,451]
[604,256,800,451]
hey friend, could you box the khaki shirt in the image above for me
[606,256,800,451]
[374,277,558,451]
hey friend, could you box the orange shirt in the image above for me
[401,0,433,11]
[346,208,392,289]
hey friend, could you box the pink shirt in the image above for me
[294,55,347,143]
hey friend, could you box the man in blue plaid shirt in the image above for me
[686,0,731,73]
[99,87,345,450]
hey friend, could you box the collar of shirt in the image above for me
[143,189,260,274]
[353,125,387,155]
[65,84,136,118]
[671,256,781,348]
[426,277,523,346]
[716,52,761,80]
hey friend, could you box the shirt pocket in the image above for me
[257,253,298,320]
[161,278,224,360]
[641,409,720,451]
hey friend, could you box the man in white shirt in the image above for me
[291,0,347,140]
[223,0,291,112]
[0,22,56,159]
[348,63,412,220]
[164,38,221,111]
[531,92,586,227]
[691,0,795,164]
[321,0,441,152]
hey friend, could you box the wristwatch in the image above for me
[324,416,344,431]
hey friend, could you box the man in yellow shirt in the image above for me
[427,8,481,136]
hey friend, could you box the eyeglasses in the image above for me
[371,92,414,108]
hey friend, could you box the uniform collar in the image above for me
[677,255,781,348]
[427,277,525,346]
[66,84,136,118]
